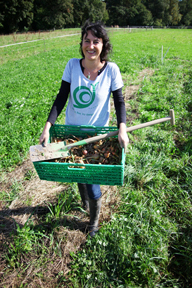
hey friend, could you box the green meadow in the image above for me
[0,28,192,287]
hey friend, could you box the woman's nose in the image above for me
[89,41,94,48]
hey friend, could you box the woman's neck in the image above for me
[82,58,104,71]
[82,58,105,80]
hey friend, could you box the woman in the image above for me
[40,20,129,237]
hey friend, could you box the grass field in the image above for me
[0,28,192,287]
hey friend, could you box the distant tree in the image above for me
[168,0,182,25]
[33,0,108,30]
[105,0,152,26]
[79,0,109,25]
[131,2,153,25]
[179,0,192,25]
[145,0,182,25]
[32,0,73,30]
[0,0,34,33]
[144,0,169,26]
[89,0,109,23]
[0,8,4,30]
[105,0,131,26]
[72,0,85,27]
[105,2,125,26]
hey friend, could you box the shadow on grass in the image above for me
[0,202,89,236]
[168,225,192,287]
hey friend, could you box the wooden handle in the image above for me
[66,109,175,148]
[169,109,175,125]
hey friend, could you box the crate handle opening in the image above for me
[68,166,86,170]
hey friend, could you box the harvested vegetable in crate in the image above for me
[51,136,122,165]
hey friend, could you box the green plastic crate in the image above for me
[33,124,125,186]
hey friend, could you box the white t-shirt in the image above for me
[62,58,123,127]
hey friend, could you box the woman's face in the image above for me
[82,30,103,62]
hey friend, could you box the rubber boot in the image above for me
[77,183,89,211]
[88,197,102,237]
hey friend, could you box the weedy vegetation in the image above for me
[0,28,192,287]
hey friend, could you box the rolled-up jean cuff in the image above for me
[86,184,102,200]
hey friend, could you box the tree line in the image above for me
[0,0,192,34]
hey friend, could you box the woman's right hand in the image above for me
[39,122,52,147]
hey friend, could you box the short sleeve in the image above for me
[62,59,73,83]
[111,63,124,92]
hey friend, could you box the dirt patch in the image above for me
[123,68,155,125]
[124,68,154,101]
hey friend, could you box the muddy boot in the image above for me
[77,183,89,211]
[88,197,102,237]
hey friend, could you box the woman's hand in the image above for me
[39,122,52,147]
[118,123,129,152]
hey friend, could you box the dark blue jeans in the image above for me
[86,184,102,200]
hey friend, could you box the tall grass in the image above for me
[0,28,192,287]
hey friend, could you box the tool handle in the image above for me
[66,109,175,149]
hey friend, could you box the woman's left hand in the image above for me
[118,123,129,152]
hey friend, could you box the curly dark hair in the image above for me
[80,20,112,62]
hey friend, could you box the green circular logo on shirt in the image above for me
[73,83,98,108]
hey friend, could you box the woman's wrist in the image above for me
[119,122,126,132]
[44,121,52,131]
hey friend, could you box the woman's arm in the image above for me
[39,80,70,146]
[47,80,70,124]
[112,88,129,151]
